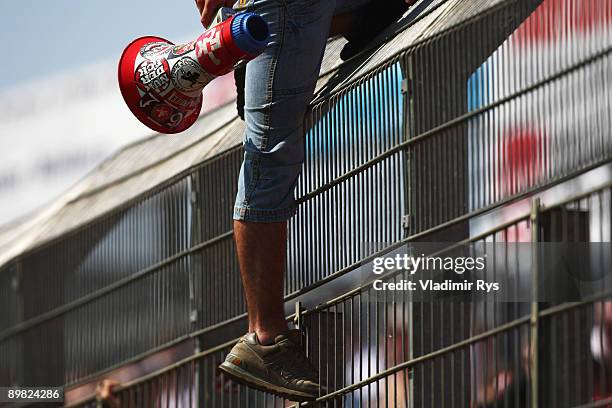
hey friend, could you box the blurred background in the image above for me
[0,0,235,226]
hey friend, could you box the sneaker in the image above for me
[218,330,320,401]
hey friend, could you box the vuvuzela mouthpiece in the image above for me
[118,12,269,134]
[231,12,269,55]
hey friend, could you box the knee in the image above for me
[234,155,302,222]
[243,91,311,163]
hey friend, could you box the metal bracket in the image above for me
[294,301,302,330]
[530,198,540,408]
[401,78,411,95]
[401,214,412,231]
[293,301,303,408]
[11,265,21,292]
[189,309,198,324]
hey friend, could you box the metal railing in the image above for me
[65,182,612,407]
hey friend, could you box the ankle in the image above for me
[255,325,288,345]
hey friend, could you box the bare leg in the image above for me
[234,220,288,345]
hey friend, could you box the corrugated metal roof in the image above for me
[0,0,506,267]
[42,115,245,240]
[0,103,243,267]
[78,102,240,196]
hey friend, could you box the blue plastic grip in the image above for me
[230,12,269,55]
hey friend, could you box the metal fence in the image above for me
[1,0,611,406]
[66,182,612,407]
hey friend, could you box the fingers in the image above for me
[200,0,225,28]
[96,379,119,400]
[195,0,206,15]
[199,0,237,28]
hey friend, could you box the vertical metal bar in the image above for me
[530,198,540,408]
[350,295,355,407]
[13,260,23,386]
[189,170,201,408]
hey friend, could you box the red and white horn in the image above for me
[118,11,269,134]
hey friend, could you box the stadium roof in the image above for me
[0,0,507,268]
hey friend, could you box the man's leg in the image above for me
[233,0,337,340]
[218,0,336,401]
[231,0,380,347]
[234,220,287,345]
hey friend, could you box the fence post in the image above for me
[400,53,414,239]
[190,172,202,407]
[294,301,302,408]
[530,198,541,408]
[12,260,23,387]
[400,53,416,408]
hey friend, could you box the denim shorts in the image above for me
[233,0,367,222]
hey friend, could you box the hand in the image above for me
[95,379,120,408]
[195,0,235,28]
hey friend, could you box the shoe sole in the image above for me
[218,361,317,402]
